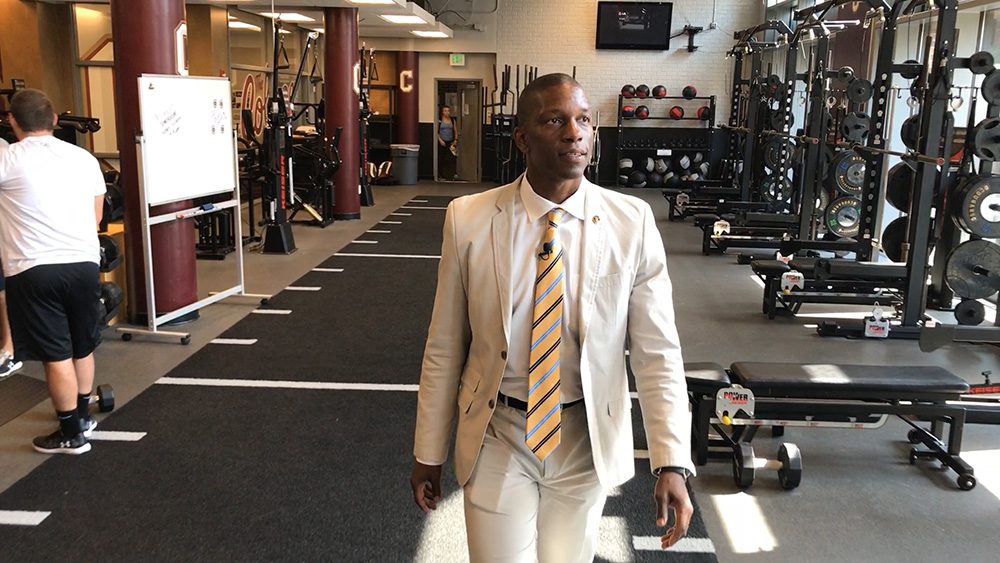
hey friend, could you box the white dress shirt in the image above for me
[498,176,586,403]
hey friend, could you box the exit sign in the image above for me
[449,53,466,67]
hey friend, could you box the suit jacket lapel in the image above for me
[577,179,607,349]
[491,177,520,343]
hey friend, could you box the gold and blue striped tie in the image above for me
[526,208,566,461]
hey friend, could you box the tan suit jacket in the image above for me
[414,176,692,487]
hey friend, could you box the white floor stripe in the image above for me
[409,199,429,203]
[89,431,146,442]
[402,206,448,210]
[0,511,51,526]
[312,268,344,273]
[634,449,649,459]
[366,230,391,234]
[748,274,766,289]
[285,286,321,291]
[334,252,440,260]
[156,377,419,392]
[633,536,717,553]
[210,338,257,345]
[351,240,379,244]
[251,309,292,315]
[379,220,402,224]
[390,212,412,216]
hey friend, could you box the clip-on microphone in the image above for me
[538,242,553,260]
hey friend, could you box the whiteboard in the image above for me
[137,74,236,206]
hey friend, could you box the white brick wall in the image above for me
[496,0,763,126]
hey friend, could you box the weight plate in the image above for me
[847,78,874,103]
[814,187,831,217]
[825,197,861,238]
[761,175,792,203]
[900,59,921,80]
[840,111,871,143]
[881,216,908,262]
[837,66,855,82]
[970,51,995,75]
[953,176,1000,238]
[944,240,1000,300]
[983,70,1000,105]
[971,117,1000,161]
[885,162,913,212]
[827,150,866,196]
[901,115,921,150]
[954,299,986,326]
[763,138,794,170]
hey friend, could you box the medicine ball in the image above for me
[621,84,636,98]
[692,152,704,164]
[696,106,712,121]
[652,85,667,98]
[654,157,669,174]
[682,85,698,99]
[635,84,651,98]
[622,105,635,118]
[647,172,664,188]
[641,157,655,173]
[669,106,685,120]
[635,105,650,119]
[98,234,122,273]
[663,172,680,188]
[628,170,648,188]
[673,154,691,170]
[618,158,634,175]
[618,174,630,185]
[698,162,710,176]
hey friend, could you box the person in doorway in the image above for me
[410,73,693,561]
[0,89,106,455]
[437,105,459,181]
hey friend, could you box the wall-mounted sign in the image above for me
[400,69,414,93]
[449,53,466,67]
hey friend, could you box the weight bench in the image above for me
[685,362,976,490]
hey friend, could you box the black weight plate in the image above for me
[828,150,866,196]
[881,216,908,262]
[763,138,794,170]
[901,115,921,150]
[971,117,1000,161]
[944,240,1000,300]
[953,176,1000,238]
[970,51,996,75]
[954,299,986,326]
[825,196,861,238]
[837,66,855,82]
[983,70,1000,105]
[840,111,871,142]
[900,59,921,80]
[885,162,913,212]
[847,78,874,103]
[760,175,791,203]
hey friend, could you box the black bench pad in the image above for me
[684,362,730,395]
[730,362,969,400]
[787,257,818,276]
[751,259,789,276]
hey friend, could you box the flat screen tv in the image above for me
[596,2,673,50]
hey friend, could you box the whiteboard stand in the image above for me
[117,74,270,345]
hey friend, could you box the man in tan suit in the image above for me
[410,73,692,561]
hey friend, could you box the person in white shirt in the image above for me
[410,74,692,561]
[0,136,24,380]
[0,89,106,455]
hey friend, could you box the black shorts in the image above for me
[5,262,102,362]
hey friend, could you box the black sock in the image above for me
[77,393,91,420]
[57,410,81,437]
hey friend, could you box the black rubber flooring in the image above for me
[0,195,717,561]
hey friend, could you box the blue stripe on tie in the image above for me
[534,271,564,306]
[529,359,560,395]
[530,317,561,351]
[526,403,561,439]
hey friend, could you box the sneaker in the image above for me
[0,353,22,379]
[81,417,98,438]
[32,429,91,455]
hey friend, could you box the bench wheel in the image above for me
[957,473,977,491]
[732,443,755,489]
[181,336,191,345]
[777,443,802,490]
[121,333,132,342]
[907,429,922,444]
[908,448,919,465]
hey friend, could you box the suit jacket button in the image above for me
[489,399,496,409]
[500,350,507,360]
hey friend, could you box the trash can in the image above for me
[390,143,420,185]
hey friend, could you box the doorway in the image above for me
[435,79,482,182]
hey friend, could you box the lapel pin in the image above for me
[592,215,601,224]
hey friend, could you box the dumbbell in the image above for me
[88,384,116,413]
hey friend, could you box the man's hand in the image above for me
[655,472,693,549]
[410,461,443,513]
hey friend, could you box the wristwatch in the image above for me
[654,466,691,480]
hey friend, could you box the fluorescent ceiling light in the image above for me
[228,21,262,32]
[412,30,448,38]
[260,12,315,23]
[349,0,397,4]
[379,14,428,25]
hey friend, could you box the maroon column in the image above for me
[111,0,198,323]
[325,8,361,219]
[395,51,419,145]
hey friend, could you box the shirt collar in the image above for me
[519,176,587,223]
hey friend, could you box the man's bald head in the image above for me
[516,73,583,125]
